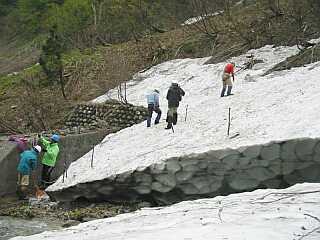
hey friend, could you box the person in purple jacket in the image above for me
[9,136,28,153]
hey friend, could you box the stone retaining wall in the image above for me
[65,101,148,132]
[0,141,19,196]
[48,138,320,204]
[0,130,110,197]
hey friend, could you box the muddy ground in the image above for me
[0,196,144,228]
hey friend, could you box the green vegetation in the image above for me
[0,0,320,134]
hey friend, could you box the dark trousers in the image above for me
[41,164,54,186]
[221,86,233,97]
[147,104,162,127]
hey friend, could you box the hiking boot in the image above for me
[154,121,159,125]
[165,122,172,130]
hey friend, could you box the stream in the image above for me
[0,216,62,240]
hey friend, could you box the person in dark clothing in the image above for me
[146,89,162,127]
[165,83,185,130]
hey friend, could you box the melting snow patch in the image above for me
[12,183,320,240]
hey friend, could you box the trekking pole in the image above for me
[91,145,95,168]
[184,105,189,122]
[171,125,175,133]
[227,107,231,136]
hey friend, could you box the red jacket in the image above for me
[224,63,234,74]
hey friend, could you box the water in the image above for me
[0,216,62,240]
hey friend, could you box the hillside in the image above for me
[46,42,320,196]
[1,0,320,134]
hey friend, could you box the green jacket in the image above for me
[40,137,60,167]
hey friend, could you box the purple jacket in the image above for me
[9,136,29,153]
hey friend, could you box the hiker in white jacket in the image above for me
[146,89,162,127]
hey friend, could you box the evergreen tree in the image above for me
[39,26,66,99]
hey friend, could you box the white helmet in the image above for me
[33,145,42,153]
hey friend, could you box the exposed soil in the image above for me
[0,196,141,225]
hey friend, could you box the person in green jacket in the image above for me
[39,134,60,187]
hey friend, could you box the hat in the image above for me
[33,145,42,153]
[50,134,60,142]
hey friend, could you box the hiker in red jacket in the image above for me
[221,62,235,97]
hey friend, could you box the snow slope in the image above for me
[13,183,320,240]
[48,43,320,192]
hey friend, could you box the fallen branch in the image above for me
[304,214,320,223]
[296,226,320,240]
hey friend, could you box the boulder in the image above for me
[295,139,317,161]
[246,167,275,181]
[179,183,199,195]
[260,143,280,161]
[281,140,298,161]
[166,160,181,173]
[151,182,173,193]
[176,171,194,182]
[240,145,262,159]
[154,173,176,188]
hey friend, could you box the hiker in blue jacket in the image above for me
[17,145,41,200]
[146,89,162,127]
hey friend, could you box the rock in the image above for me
[176,171,194,182]
[179,183,199,195]
[240,145,262,159]
[282,161,297,175]
[207,162,226,176]
[151,182,173,193]
[281,140,298,161]
[183,164,200,172]
[261,179,282,188]
[260,143,280,161]
[246,167,275,181]
[166,160,181,173]
[268,162,281,175]
[198,160,208,169]
[238,157,251,166]
[179,159,200,167]
[211,149,240,160]
[137,201,152,208]
[190,176,210,192]
[295,139,317,161]
[150,163,166,174]
[62,220,81,228]
[314,142,320,154]
[83,217,98,222]
[297,164,320,182]
[154,173,176,187]
[134,185,151,194]
[222,154,239,170]
[116,171,133,183]
[251,159,270,167]
[228,175,259,190]
[134,172,152,184]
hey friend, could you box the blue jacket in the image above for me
[17,150,38,175]
[146,92,160,106]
